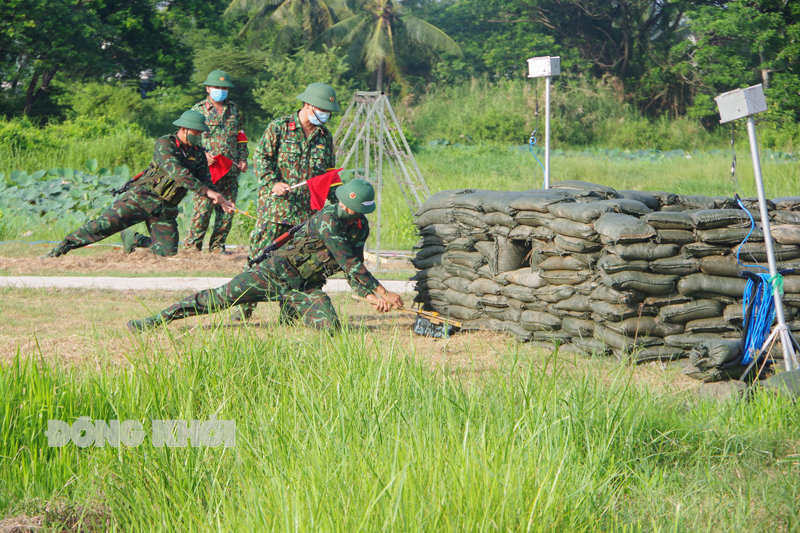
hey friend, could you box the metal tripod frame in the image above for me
[333,91,430,268]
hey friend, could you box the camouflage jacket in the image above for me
[253,112,336,225]
[136,133,218,205]
[191,97,249,164]
[270,204,379,297]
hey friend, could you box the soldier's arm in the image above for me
[315,215,380,297]
[253,122,279,185]
[153,137,218,195]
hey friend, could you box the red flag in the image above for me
[307,168,343,210]
[209,154,233,184]
[236,131,248,143]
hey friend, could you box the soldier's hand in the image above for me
[207,191,236,213]
[365,293,392,313]
[205,152,215,165]
[237,160,248,172]
[272,182,292,196]
[383,292,404,309]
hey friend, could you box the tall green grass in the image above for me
[2,325,799,531]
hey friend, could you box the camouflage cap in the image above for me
[296,82,341,112]
[202,69,234,88]
[336,178,375,214]
[172,110,209,132]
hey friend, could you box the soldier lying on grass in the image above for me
[42,110,235,259]
[127,179,404,332]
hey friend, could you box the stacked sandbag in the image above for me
[411,182,800,373]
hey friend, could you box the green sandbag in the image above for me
[601,271,679,295]
[480,191,527,215]
[677,273,747,298]
[681,242,731,258]
[533,331,573,343]
[467,278,506,295]
[410,265,448,281]
[445,237,476,252]
[773,197,800,211]
[539,269,593,286]
[657,300,724,324]
[445,305,485,321]
[608,242,680,261]
[740,196,775,212]
[723,304,744,324]
[443,264,479,281]
[618,190,660,210]
[418,224,460,240]
[415,235,447,248]
[644,211,694,231]
[520,310,562,332]
[547,202,616,223]
[698,256,759,278]
[478,294,510,309]
[486,308,521,322]
[508,225,537,241]
[539,255,588,271]
[603,316,659,337]
[506,193,576,213]
[483,211,518,227]
[443,251,485,269]
[412,253,444,270]
[562,317,595,337]
[698,227,764,245]
[415,209,453,227]
[443,277,472,293]
[443,288,480,309]
[689,339,742,369]
[570,337,611,355]
[663,333,723,347]
[500,320,534,342]
[547,188,604,200]
[678,195,736,210]
[591,300,658,321]
[603,199,653,216]
[454,210,489,229]
[684,317,740,335]
[415,245,446,261]
[598,255,649,274]
[661,204,687,212]
[650,256,700,276]
[551,294,592,313]
[683,365,748,383]
[489,225,511,238]
[594,324,663,353]
[554,234,604,253]
[415,278,446,291]
[589,285,647,305]
[506,298,525,310]
[594,213,657,243]
[770,225,800,245]
[632,346,686,364]
[551,180,619,198]
[546,218,600,241]
[461,318,504,331]
[501,283,538,303]
[505,268,544,289]
[536,285,576,303]
[647,191,680,206]
[642,292,692,307]
[656,230,696,245]
[732,242,800,262]
[418,189,489,213]
[772,211,800,224]
[570,252,602,268]
[691,209,749,230]
[515,210,554,226]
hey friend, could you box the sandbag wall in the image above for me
[411,181,800,367]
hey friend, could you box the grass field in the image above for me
[1,288,799,532]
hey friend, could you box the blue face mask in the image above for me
[309,108,331,125]
[210,89,228,102]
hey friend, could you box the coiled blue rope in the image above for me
[741,273,782,365]
[529,130,546,189]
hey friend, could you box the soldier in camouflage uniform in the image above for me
[236,82,341,320]
[184,70,249,253]
[127,180,403,332]
[42,111,234,258]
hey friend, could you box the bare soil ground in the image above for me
[0,287,701,394]
[0,245,414,278]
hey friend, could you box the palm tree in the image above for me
[319,0,462,90]
[225,0,352,54]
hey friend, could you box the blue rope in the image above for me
[734,197,769,271]
[529,130,546,189]
[742,273,777,365]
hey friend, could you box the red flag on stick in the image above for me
[209,154,234,184]
[307,168,344,210]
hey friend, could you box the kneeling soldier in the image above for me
[42,110,234,258]
[126,179,403,332]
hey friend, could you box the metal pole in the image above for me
[376,98,385,270]
[746,116,798,370]
[544,76,551,189]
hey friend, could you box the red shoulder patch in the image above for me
[288,122,296,131]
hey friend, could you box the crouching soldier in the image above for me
[126,179,403,332]
[42,110,235,258]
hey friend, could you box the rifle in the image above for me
[349,294,463,328]
[247,221,306,267]
[111,171,145,195]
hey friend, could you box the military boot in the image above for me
[40,245,65,259]
[126,315,165,333]
[121,229,137,254]
[231,304,254,323]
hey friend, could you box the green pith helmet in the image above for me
[336,178,375,214]
[202,69,234,88]
[172,110,209,132]
[296,82,341,112]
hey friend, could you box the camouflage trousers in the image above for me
[239,220,292,317]
[149,264,340,330]
[184,171,239,252]
[54,188,179,256]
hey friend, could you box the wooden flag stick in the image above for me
[349,294,462,328]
